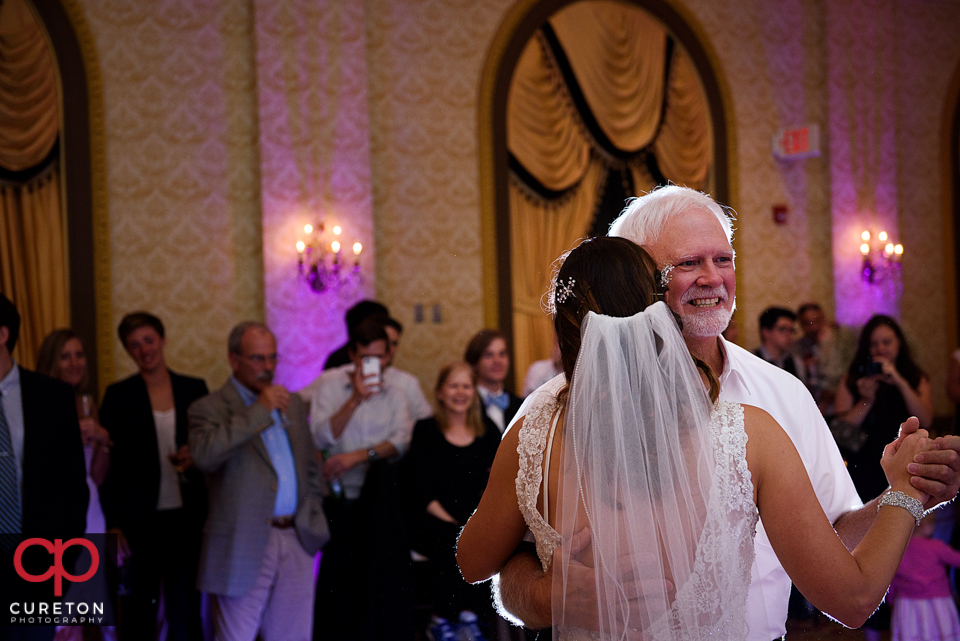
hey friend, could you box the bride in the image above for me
[457,237,930,639]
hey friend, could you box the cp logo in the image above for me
[14,538,100,597]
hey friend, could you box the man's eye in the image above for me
[680,260,698,267]
[716,257,732,265]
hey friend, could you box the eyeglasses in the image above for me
[240,354,279,365]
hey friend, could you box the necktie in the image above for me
[488,392,510,411]
[0,388,21,534]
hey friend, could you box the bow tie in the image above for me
[488,392,510,411]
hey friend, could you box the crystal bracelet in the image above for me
[877,490,924,526]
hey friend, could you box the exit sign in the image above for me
[772,124,820,159]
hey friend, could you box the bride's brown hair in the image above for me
[551,237,719,403]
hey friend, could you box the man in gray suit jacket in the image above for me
[189,322,329,641]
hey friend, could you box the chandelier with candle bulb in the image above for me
[296,222,363,293]
[858,229,902,289]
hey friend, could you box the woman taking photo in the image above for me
[458,237,931,639]
[835,315,933,501]
[98,312,208,641]
[402,361,500,634]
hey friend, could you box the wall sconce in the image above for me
[859,229,902,286]
[296,222,363,293]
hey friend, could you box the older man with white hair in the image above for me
[491,186,960,641]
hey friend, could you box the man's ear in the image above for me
[0,326,8,349]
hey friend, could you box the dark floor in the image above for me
[786,616,890,641]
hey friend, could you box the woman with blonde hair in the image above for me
[402,361,501,636]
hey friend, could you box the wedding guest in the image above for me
[402,361,500,631]
[36,329,113,641]
[464,329,521,433]
[36,329,110,501]
[323,299,389,371]
[835,314,933,500]
[189,322,327,641]
[311,318,414,640]
[834,314,934,641]
[752,307,806,385]
[889,514,960,641]
[522,337,561,397]
[793,302,857,415]
[99,312,208,641]
[0,295,87,641]
[305,315,431,424]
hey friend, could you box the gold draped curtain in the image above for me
[507,0,712,384]
[0,0,67,367]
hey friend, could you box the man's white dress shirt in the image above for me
[309,363,413,500]
[383,367,433,423]
[508,337,862,641]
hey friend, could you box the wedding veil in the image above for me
[552,302,755,640]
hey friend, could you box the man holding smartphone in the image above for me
[309,317,414,639]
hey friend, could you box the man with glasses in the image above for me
[188,322,329,641]
[752,306,807,385]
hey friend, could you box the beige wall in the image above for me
[80,0,264,389]
[72,0,960,413]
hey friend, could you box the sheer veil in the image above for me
[552,302,755,640]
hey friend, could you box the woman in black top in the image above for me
[834,314,932,637]
[403,361,501,624]
[99,312,209,641]
[835,314,933,500]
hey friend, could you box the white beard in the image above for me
[678,286,734,338]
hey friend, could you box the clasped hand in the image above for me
[889,417,960,509]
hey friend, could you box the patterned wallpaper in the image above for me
[79,0,264,389]
[674,0,960,413]
[365,0,515,391]
[72,0,960,412]
[253,0,376,393]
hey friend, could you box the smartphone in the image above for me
[361,355,382,392]
[857,361,883,377]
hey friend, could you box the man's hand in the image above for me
[911,435,960,509]
[888,417,960,510]
[351,366,377,400]
[258,384,290,414]
[551,528,674,632]
[322,450,364,482]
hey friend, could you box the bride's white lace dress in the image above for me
[515,383,758,641]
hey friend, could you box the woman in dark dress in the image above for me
[402,361,501,628]
[98,312,209,641]
[835,315,933,500]
[834,314,933,641]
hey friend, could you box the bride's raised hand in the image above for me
[881,428,932,504]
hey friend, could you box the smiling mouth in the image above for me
[689,298,721,308]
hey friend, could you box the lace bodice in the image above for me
[516,397,758,639]
[515,386,565,571]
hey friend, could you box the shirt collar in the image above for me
[0,361,20,396]
[230,376,257,407]
[718,337,753,395]
[477,384,503,400]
